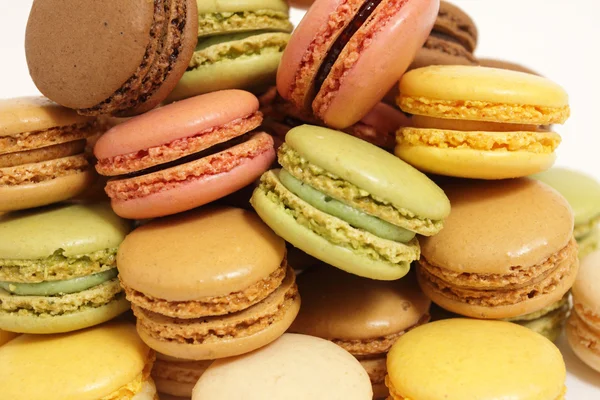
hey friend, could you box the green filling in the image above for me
[0,268,118,296]
[258,170,420,265]
[279,169,415,243]
[512,303,570,342]
[0,248,118,283]
[278,144,443,235]
[189,31,290,68]
[198,11,293,37]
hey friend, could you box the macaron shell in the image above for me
[315,0,439,129]
[0,330,19,346]
[191,334,373,399]
[0,169,95,212]
[420,178,573,273]
[478,58,540,75]
[386,319,566,400]
[285,125,450,221]
[117,206,285,301]
[0,321,152,400]
[196,0,290,14]
[0,202,130,259]
[566,312,600,373]
[395,144,557,179]
[0,97,94,137]
[572,251,600,324]
[434,1,478,51]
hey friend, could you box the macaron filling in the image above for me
[103,351,156,400]
[0,268,118,296]
[278,143,443,235]
[278,169,415,242]
[0,121,97,154]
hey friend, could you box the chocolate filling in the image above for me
[117,132,255,179]
[314,0,382,93]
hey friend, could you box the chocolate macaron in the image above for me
[290,266,430,399]
[25,0,198,116]
[117,206,300,360]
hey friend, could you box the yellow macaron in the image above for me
[386,319,566,400]
[395,65,570,179]
[0,321,156,400]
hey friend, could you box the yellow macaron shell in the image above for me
[398,66,569,124]
[0,322,152,400]
[0,96,94,137]
[386,319,566,400]
[0,329,18,346]
[117,206,285,301]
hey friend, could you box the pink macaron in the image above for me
[94,90,275,219]
[277,0,439,129]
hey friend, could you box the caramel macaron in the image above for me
[117,206,300,360]
[290,266,430,399]
[417,178,578,319]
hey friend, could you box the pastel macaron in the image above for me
[25,0,198,116]
[94,90,275,219]
[0,97,97,212]
[534,168,600,258]
[277,0,439,129]
[396,65,570,179]
[567,251,600,373]
[290,266,430,398]
[167,0,293,101]
[251,125,451,281]
[417,178,578,319]
[0,203,131,334]
[117,206,300,360]
[192,333,373,399]
[386,319,567,400]
[0,321,157,400]
[152,353,211,399]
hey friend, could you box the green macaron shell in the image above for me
[197,0,290,14]
[167,32,289,102]
[251,170,419,280]
[279,169,416,243]
[279,126,450,235]
[0,203,130,260]
[0,268,118,296]
[512,303,570,342]
[578,227,599,258]
[533,168,600,235]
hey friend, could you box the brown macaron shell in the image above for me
[25,0,198,116]
[435,1,478,52]
[417,178,578,319]
[152,354,212,397]
[478,58,541,75]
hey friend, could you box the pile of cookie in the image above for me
[0,1,599,399]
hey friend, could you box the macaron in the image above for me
[410,1,478,69]
[0,321,157,400]
[25,0,198,116]
[567,250,600,373]
[417,178,578,319]
[94,90,275,219]
[385,319,567,400]
[289,266,431,398]
[0,97,97,212]
[192,333,373,399]
[251,125,451,281]
[277,0,439,129]
[117,206,300,360]
[534,167,600,258]
[478,58,541,75]
[166,0,293,101]
[152,352,211,398]
[395,65,570,179]
[0,329,18,346]
[0,203,131,334]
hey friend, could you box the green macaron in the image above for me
[0,203,131,334]
[167,0,293,101]
[534,167,600,257]
[251,125,451,280]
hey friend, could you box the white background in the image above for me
[1,0,599,398]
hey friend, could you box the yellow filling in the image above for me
[101,352,155,400]
[412,115,539,132]
[398,95,570,125]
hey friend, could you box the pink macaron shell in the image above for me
[276,0,346,101]
[94,90,259,159]
[360,102,411,133]
[318,0,439,128]
[111,148,275,219]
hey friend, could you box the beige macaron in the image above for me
[117,206,300,360]
[289,266,430,399]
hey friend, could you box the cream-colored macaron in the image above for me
[192,333,373,399]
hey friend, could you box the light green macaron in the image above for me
[534,167,600,257]
[251,125,451,280]
[0,203,131,334]
[167,0,293,101]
